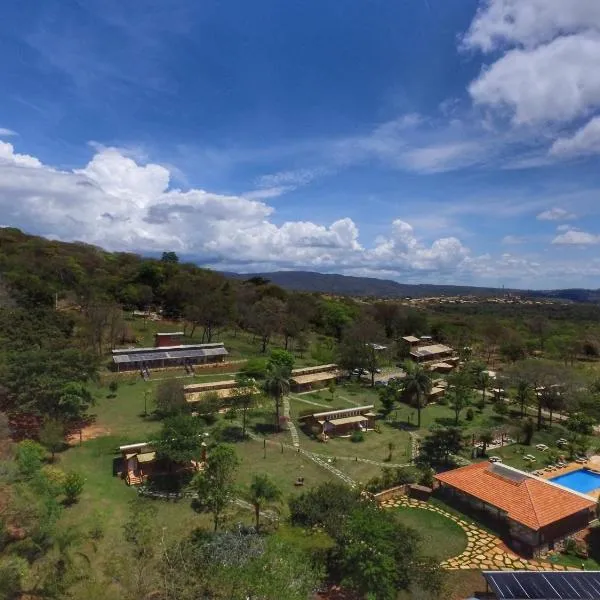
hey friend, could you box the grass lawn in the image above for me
[393,506,467,561]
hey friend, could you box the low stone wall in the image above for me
[374,485,409,503]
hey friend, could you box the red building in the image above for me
[154,332,184,347]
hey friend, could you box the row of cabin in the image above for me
[112,332,229,372]
[300,405,376,439]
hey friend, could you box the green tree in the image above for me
[514,380,532,419]
[328,379,336,401]
[155,414,203,464]
[401,361,432,428]
[63,471,84,505]
[417,427,464,467]
[476,371,491,405]
[155,379,187,416]
[478,430,494,457]
[192,444,239,531]
[15,439,46,478]
[333,504,436,600]
[57,382,94,422]
[447,386,472,426]
[38,419,65,462]
[264,363,290,433]
[268,348,295,372]
[289,482,362,535]
[231,374,256,439]
[566,412,596,436]
[521,418,535,445]
[378,384,398,419]
[248,474,282,531]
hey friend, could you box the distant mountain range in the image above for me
[223,270,600,303]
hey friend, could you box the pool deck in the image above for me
[536,457,600,499]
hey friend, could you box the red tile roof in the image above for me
[435,462,595,530]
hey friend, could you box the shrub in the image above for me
[351,430,365,443]
[15,440,46,478]
[418,467,435,488]
[563,537,577,556]
[241,357,268,379]
[465,408,474,421]
[63,471,85,505]
[108,380,119,396]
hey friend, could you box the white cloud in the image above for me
[0,141,42,168]
[552,229,600,245]
[536,207,576,221]
[469,33,600,125]
[0,142,475,276]
[550,116,600,157]
[463,0,600,52]
[502,235,526,245]
[0,128,17,137]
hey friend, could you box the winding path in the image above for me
[381,496,574,572]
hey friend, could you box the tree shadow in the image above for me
[434,417,458,428]
[214,425,245,443]
[253,423,277,435]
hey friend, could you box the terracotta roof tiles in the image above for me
[435,461,595,531]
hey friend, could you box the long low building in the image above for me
[112,342,228,371]
[184,379,259,403]
[435,462,596,557]
[410,343,454,362]
[290,364,341,392]
[300,405,376,438]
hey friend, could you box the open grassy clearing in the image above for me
[393,506,468,561]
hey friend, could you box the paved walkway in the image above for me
[381,496,574,572]
[282,397,300,447]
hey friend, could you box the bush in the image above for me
[108,380,119,397]
[63,471,84,505]
[563,537,577,556]
[418,467,435,488]
[241,357,268,379]
[350,430,365,443]
[465,408,474,421]
[476,399,485,411]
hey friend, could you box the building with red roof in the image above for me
[435,462,596,557]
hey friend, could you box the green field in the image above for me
[393,507,468,561]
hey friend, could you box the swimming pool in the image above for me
[550,469,600,494]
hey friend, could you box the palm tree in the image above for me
[401,360,432,429]
[479,430,494,457]
[264,364,290,432]
[248,474,282,531]
[515,380,531,419]
[476,371,491,405]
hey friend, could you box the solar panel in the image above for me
[489,463,528,483]
[112,346,228,364]
[483,571,600,599]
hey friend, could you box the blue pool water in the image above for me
[550,469,600,494]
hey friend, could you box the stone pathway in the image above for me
[381,496,574,572]
[282,397,300,447]
[409,432,420,462]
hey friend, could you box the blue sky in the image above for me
[2,0,600,289]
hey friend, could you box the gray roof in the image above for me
[112,346,228,364]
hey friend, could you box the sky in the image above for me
[1,0,600,289]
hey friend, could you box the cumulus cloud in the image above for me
[536,207,576,221]
[463,0,600,51]
[0,141,473,276]
[552,229,600,245]
[469,33,600,125]
[550,116,600,157]
[464,0,600,163]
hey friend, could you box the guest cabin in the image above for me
[300,405,376,438]
[289,364,341,392]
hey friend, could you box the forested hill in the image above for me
[224,270,600,302]
[223,270,508,298]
